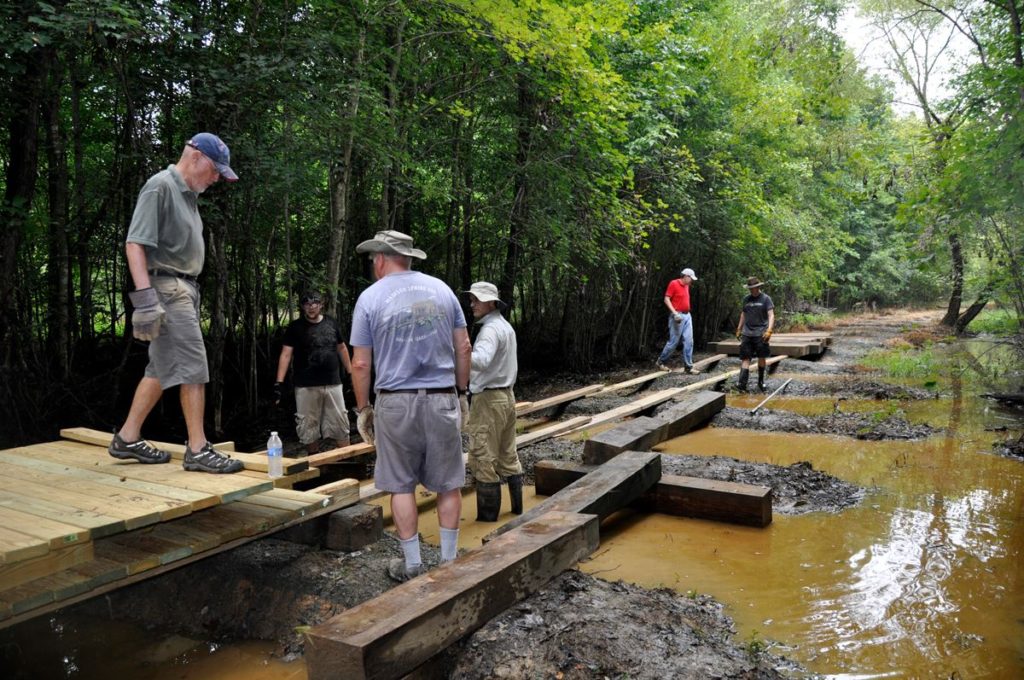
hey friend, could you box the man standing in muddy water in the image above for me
[463,281,522,522]
[656,267,697,372]
[735,276,775,392]
[349,230,472,581]
[108,133,245,474]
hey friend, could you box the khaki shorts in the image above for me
[295,384,350,445]
[373,390,465,494]
[466,388,521,483]
[144,276,208,388]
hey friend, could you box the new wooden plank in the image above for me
[58,428,309,475]
[307,479,361,506]
[0,451,217,510]
[514,415,592,448]
[485,450,662,541]
[92,538,163,575]
[592,371,667,396]
[684,353,728,374]
[24,441,275,503]
[0,543,94,591]
[559,387,688,437]
[240,491,322,515]
[105,531,192,566]
[0,460,194,523]
[709,339,823,357]
[301,442,375,467]
[583,390,726,464]
[0,507,90,550]
[535,460,772,527]
[0,488,126,539]
[0,475,167,530]
[305,510,600,680]
[515,384,604,417]
[0,526,50,565]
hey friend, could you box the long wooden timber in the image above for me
[484,450,662,542]
[687,352,728,373]
[305,510,600,680]
[515,384,604,417]
[709,332,831,358]
[558,387,690,437]
[0,480,360,629]
[535,460,772,527]
[583,390,725,464]
[591,371,670,396]
[60,427,309,475]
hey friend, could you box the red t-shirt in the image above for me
[664,278,690,313]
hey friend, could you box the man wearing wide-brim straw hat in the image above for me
[461,281,522,522]
[735,276,775,392]
[349,230,472,582]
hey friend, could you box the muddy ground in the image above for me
[65,309,966,678]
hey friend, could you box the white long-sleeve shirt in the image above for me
[470,310,517,393]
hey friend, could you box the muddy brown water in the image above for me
[5,337,1023,678]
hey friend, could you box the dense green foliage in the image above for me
[1,0,1020,447]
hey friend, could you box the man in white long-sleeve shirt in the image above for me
[464,281,522,521]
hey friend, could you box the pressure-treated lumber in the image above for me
[515,415,592,448]
[515,384,604,417]
[302,442,375,467]
[558,387,688,437]
[708,333,830,358]
[583,390,725,464]
[685,353,728,374]
[485,450,662,541]
[591,371,668,396]
[59,427,309,475]
[304,510,600,680]
[535,460,772,527]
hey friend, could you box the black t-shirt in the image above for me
[741,292,774,336]
[283,315,345,387]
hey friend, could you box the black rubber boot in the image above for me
[757,367,766,392]
[506,474,524,515]
[737,368,749,392]
[476,481,501,522]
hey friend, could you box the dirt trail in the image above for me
[62,309,949,678]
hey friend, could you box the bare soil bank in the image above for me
[60,310,957,678]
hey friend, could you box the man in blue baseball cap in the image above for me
[108,132,244,473]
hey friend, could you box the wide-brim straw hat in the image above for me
[355,230,427,260]
[745,276,766,289]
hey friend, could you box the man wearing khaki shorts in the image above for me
[108,133,244,474]
[349,230,472,581]
[463,281,521,522]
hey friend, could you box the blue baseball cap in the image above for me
[188,133,238,181]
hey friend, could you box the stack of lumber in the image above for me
[709,331,831,357]
[0,430,359,628]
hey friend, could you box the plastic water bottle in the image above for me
[267,431,283,479]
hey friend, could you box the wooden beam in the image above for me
[304,510,600,680]
[515,384,604,417]
[59,428,309,475]
[535,460,772,527]
[591,371,667,396]
[302,443,375,467]
[583,391,725,465]
[708,338,825,357]
[558,387,688,437]
[685,353,728,374]
[515,415,592,448]
[484,450,662,542]
[307,479,361,505]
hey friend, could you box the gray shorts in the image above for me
[373,390,465,494]
[295,384,350,445]
[143,276,209,388]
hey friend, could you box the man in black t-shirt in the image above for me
[735,277,775,392]
[274,291,354,452]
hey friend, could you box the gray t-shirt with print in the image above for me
[125,165,205,276]
[350,270,467,391]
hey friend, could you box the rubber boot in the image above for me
[757,367,766,392]
[506,474,524,515]
[476,481,501,522]
[737,368,749,392]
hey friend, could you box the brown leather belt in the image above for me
[149,268,198,284]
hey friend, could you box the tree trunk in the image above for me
[939,232,963,327]
[501,74,534,308]
[44,59,71,378]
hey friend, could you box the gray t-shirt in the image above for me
[350,270,467,391]
[125,165,205,276]
[741,292,774,336]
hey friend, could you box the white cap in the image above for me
[680,267,698,280]
[271,431,278,436]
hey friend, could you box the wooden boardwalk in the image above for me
[709,332,832,357]
[0,429,359,628]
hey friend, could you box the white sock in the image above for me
[399,534,421,568]
[440,527,459,562]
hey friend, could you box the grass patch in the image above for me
[780,312,836,332]
[968,308,1021,336]
[858,347,940,386]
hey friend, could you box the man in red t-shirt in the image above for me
[656,267,697,372]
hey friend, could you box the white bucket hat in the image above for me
[464,281,508,309]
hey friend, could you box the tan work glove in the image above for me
[459,393,470,431]
[762,329,773,341]
[356,406,375,445]
[129,287,166,341]
[735,329,742,339]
